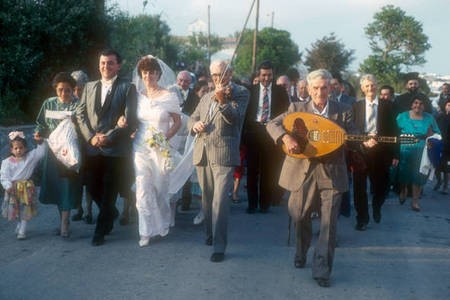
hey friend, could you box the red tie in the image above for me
[261,88,269,123]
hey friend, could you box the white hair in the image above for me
[359,74,377,86]
[306,69,332,84]
[71,70,89,85]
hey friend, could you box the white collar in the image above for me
[101,75,118,87]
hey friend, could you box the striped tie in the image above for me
[261,88,269,123]
[367,102,377,134]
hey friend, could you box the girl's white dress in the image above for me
[1,143,46,220]
[133,91,188,238]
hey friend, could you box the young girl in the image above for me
[1,131,46,239]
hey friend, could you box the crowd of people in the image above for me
[1,47,449,288]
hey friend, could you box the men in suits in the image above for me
[330,76,356,217]
[189,60,249,262]
[379,85,395,102]
[170,70,198,211]
[76,49,137,246]
[276,75,292,101]
[175,70,199,115]
[266,69,355,287]
[394,77,433,115]
[243,60,290,213]
[351,75,399,231]
[330,76,356,106]
[297,79,310,102]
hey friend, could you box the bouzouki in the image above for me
[282,112,418,158]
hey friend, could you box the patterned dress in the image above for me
[1,144,46,220]
[35,97,82,210]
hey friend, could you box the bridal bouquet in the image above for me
[145,126,173,171]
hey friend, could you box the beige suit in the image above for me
[266,100,354,280]
[188,83,249,253]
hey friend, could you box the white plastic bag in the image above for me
[47,118,81,172]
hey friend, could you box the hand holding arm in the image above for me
[282,134,299,154]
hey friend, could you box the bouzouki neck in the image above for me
[345,134,397,143]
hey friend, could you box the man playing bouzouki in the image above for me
[266,69,356,288]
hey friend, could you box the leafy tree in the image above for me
[359,5,431,86]
[234,28,300,78]
[107,12,178,77]
[0,0,107,123]
[304,33,355,76]
[176,32,222,75]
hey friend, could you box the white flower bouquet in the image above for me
[145,126,173,171]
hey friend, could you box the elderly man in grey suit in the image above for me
[189,60,249,262]
[76,49,137,246]
[267,69,355,287]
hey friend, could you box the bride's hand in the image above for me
[117,116,128,128]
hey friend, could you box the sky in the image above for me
[111,0,450,75]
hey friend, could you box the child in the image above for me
[1,131,46,239]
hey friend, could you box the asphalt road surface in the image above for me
[1,181,449,299]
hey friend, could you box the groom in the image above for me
[189,60,249,262]
[76,49,137,246]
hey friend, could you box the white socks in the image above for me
[17,220,27,239]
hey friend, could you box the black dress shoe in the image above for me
[294,257,306,268]
[373,208,381,223]
[84,214,94,224]
[314,278,330,287]
[119,215,129,226]
[246,208,256,214]
[91,235,105,246]
[205,236,213,246]
[113,207,119,220]
[355,222,367,231]
[71,211,83,221]
[210,252,225,262]
[259,207,269,213]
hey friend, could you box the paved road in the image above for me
[1,181,449,299]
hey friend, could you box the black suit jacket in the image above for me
[394,91,433,116]
[351,99,399,160]
[243,83,289,136]
[181,88,199,116]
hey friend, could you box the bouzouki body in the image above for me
[282,112,346,159]
[282,112,417,159]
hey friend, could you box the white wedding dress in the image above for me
[134,91,189,239]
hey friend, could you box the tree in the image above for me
[359,5,431,86]
[0,0,107,123]
[174,32,222,75]
[107,12,178,77]
[304,33,355,76]
[234,28,300,78]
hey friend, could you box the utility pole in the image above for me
[207,5,211,66]
[252,0,259,73]
[271,11,274,28]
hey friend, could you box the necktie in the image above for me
[367,102,377,134]
[261,88,269,123]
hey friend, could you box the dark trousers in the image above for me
[85,155,124,236]
[180,180,192,210]
[245,124,284,210]
[353,148,391,224]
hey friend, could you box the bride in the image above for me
[131,56,183,247]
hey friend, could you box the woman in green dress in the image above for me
[396,94,440,212]
[34,72,82,237]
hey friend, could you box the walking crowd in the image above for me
[2,48,450,288]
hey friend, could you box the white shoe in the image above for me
[17,233,26,240]
[193,211,204,225]
[139,237,150,247]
